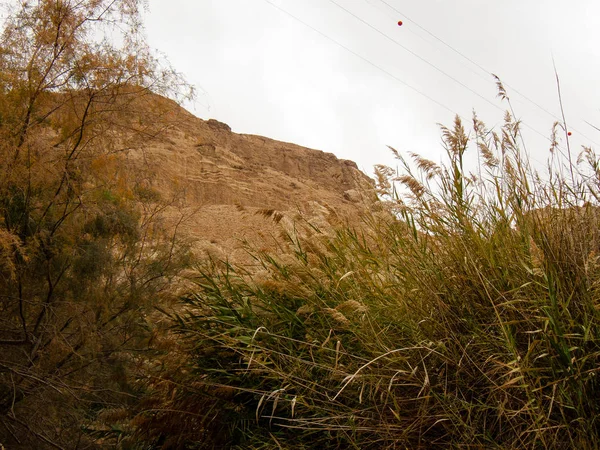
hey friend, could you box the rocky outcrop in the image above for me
[127,96,374,263]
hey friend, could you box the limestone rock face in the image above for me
[128,97,374,263]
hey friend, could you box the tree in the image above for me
[0,1,192,447]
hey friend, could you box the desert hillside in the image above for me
[128,96,375,261]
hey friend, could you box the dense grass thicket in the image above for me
[145,112,600,449]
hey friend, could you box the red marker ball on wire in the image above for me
[568,132,572,136]
[397,20,403,26]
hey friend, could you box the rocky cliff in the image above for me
[127,97,374,263]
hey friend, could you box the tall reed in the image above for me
[147,110,600,449]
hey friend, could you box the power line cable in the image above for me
[261,0,556,168]
[324,0,552,142]
[372,0,600,146]
[377,0,558,119]
[327,0,503,113]
[364,0,494,85]
[262,0,570,168]
[262,0,456,116]
[361,0,501,87]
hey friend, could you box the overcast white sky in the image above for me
[144,0,600,177]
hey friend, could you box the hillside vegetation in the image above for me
[1,1,599,449]
[0,1,193,447]
[148,113,600,449]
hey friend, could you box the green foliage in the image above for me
[158,112,600,449]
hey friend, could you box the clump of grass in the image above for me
[148,110,600,449]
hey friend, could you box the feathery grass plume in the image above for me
[387,145,401,160]
[397,174,426,198]
[373,164,396,196]
[550,121,561,154]
[257,208,285,224]
[324,308,350,327]
[493,73,509,101]
[473,112,499,168]
[409,152,441,179]
[336,299,368,315]
[439,115,469,157]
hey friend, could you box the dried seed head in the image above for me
[324,308,350,326]
[336,300,368,315]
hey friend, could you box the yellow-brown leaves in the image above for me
[0,229,23,280]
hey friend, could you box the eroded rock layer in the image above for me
[127,97,374,262]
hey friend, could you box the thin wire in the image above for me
[327,0,503,113]
[262,0,456,116]
[260,0,556,170]
[586,121,600,134]
[261,0,559,176]
[325,0,551,142]
[373,0,600,146]
[366,0,494,85]
[377,0,558,120]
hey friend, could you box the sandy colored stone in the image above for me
[126,96,375,264]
